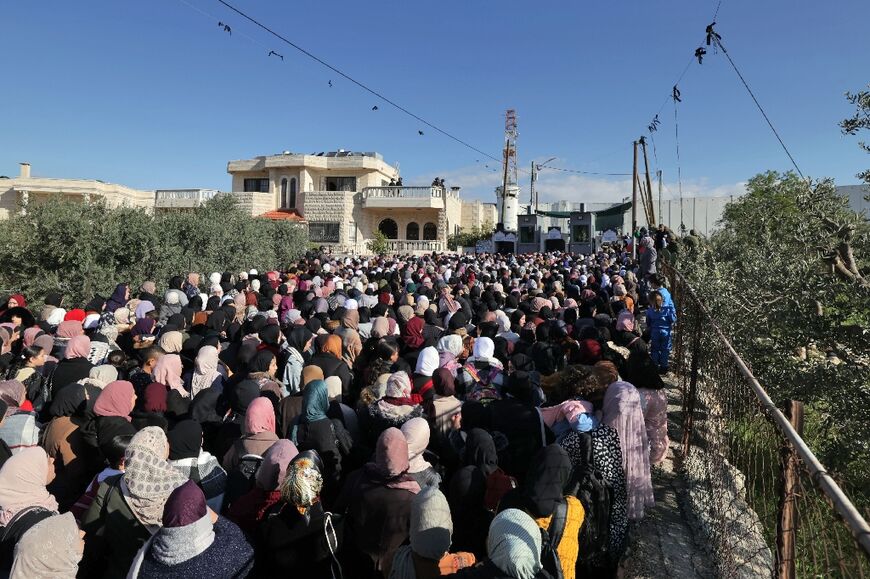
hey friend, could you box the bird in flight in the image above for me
[218,21,231,35]
[268,50,283,61]
[328,80,333,87]
[418,130,424,135]
[371,106,378,111]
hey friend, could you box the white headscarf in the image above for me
[415,347,440,377]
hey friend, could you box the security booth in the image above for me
[516,213,539,254]
[544,226,566,252]
[568,211,595,254]
[492,229,517,254]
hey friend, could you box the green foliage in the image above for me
[840,84,870,186]
[448,222,494,251]
[0,195,308,306]
[680,171,870,488]
[366,230,390,256]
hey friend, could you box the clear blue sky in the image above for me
[2,0,868,203]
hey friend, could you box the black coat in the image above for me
[95,416,137,453]
[454,559,555,579]
[255,502,338,578]
[50,357,94,395]
[309,353,352,398]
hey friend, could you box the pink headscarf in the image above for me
[22,327,42,349]
[56,320,83,339]
[255,439,298,490]
[616,310,635,332]
[244,397,276,435]
[368,427,421,494]
[93,380,135,421]
[603,381,654,520]
[65,335,91,359]
[540,399,596,428]
[153,354,185,396]
[0,447,59,525]
[400,417,433,474]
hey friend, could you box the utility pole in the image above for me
[529,161,535,214]
[631,140,638,259]
[657,170,663,229]
[641,138,656,226]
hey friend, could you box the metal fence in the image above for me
[663,263,870,578]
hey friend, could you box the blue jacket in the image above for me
[646,305,676,331]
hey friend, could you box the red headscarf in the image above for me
[401,317,425,350]
[64,309,87,322]
[143,382,168,413]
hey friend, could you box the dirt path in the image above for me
[618,387,717,578]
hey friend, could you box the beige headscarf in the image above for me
[9,513,81,578]
[158,331,184,354]
[122,427,188,531]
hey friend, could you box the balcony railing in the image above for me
[385,240,445,253]
[154,189,220,208]
[362,186,459,199]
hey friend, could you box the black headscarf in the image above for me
[250,350,275,374]
[517,444,572,518]
[206,310,227,333]
[167,419,203,460]
[286,327,313,354]
[229,380,260,415]
[49,384,87,420]
[464,428,498,476]
[206,296,221,312]
[258,324,280,347]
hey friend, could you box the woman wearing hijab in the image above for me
[0,380,41,455]
[412,346,439,406]
[184,345,225,399]
[500,445,584,579]
[211,380,261,461]
[130,480,254,579]
[152,353,186,397]
[281,327,313,395]
[105,283,130,314]
[436,334,464,377]
[292,379,347,495]
[222,396,279,471]
[94,380,137,451]
[226,439,297,533]
[255,450,339,577]
[602,381,654,521]
[401,417,441,488]
[309,335,352,400]
[50,334,94,396]
[448,429,501,558]
[247,350,283,399]
[431,367,462,442]
[278,365,322,439]
[0,447,59,573]
[457,337,505,403]
[454,508,552,579]
[43,384,102,510]
[389,486,477,579]
[167,420,228,513]
[362,371,424,445]
[8,512,83,578]
[401,314,426,352]
[336,427,421,578]
[81,427,187,578]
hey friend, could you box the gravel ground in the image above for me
[618,384,717,578]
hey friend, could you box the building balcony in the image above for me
[154,189,220,209]
[361,186,458,209]
[385,239,445,253]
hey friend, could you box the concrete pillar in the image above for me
[19,163,30,178]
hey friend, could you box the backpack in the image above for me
[463,365,501,406]
[223,444,263,510]
[564,431,612,570]
[539,499,567,579]
[483,467,517,512]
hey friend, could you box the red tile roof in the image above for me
[259,209,306,222]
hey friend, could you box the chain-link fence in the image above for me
[663,263,870,578]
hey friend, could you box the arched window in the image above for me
[406,222,419,240]
[423,222,437,240]
[289,178,297,208]
[379,218,398,239]
[280,178,288,208]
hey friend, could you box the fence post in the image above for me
[681,303,702,457]
[776,400,804,579]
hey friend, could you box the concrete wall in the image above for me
[460,200,497,232]
[232,192,274,217]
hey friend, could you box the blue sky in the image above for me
[1,0,868,203]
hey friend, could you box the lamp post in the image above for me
[530,157,556,214]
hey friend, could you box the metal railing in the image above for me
[663,262,870,578]
[361,186,459,199]
[385,240,444,252]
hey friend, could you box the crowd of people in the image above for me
[0,237,677,579]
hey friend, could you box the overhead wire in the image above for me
[537,165,631,177]
[209,0,504,165]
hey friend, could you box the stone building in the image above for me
[0,162,154,218]
[226,150,464,254]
